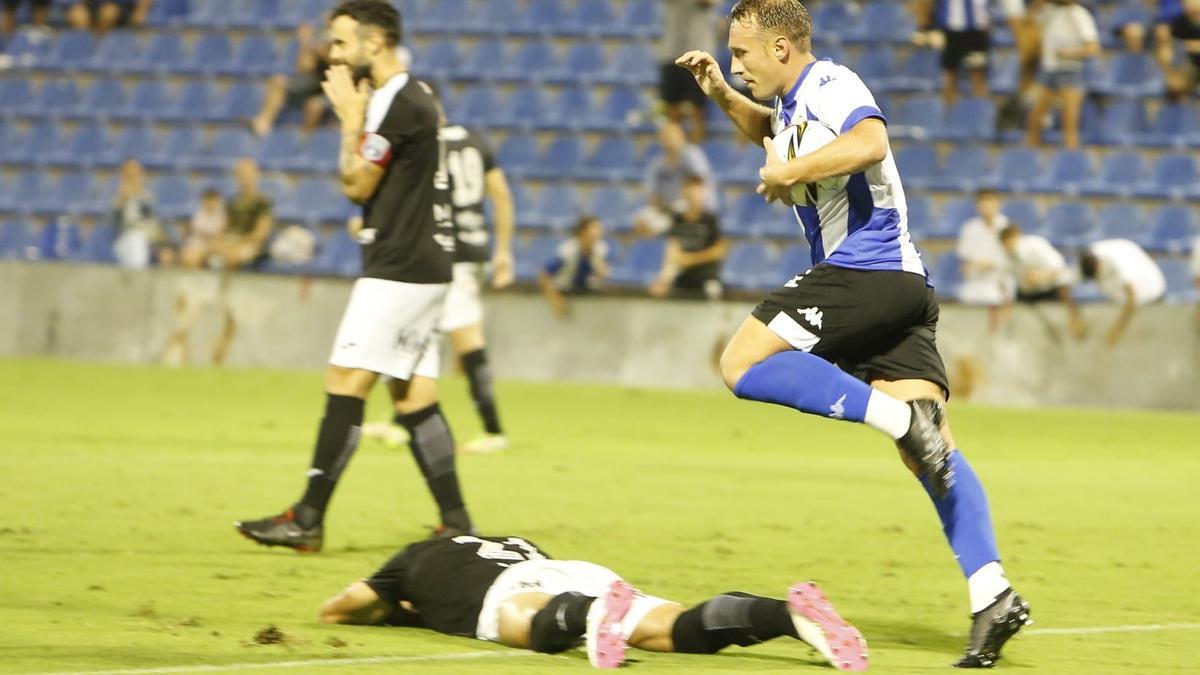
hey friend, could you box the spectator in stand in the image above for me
[1080,238,1166,347]
[538,215,609,318]
[1109,0,1155,53]
[1153,0,1186,58]
[660,0,721,142]
[633,120,718,238]
[186,158,272,271]
[1,0,49,38]
[1157,0,1200,98]
[956,189,1013,333]
[251,22,331,137]
[912,0,994,104]
[110,158,170,269]
[67,0,151,34]
[180,187,227,269]
[649,174,727,300]
[998,223,1086,338]
[1026,0,1100,149]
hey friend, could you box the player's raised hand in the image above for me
[491,251,515,289]
[674,50,725,98]
[756,137,794,205]
[321,65,370,124]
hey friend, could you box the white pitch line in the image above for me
[30,650,536,675]
[1025,622,1200,636]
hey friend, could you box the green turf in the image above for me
[1,358,1197,674]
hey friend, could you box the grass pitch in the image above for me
[1,358,1198,674]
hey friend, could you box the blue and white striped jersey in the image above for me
[936,0,992,31]
[770,59,925,277]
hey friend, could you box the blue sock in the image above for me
[920,450,1001,578]
[733,351,871,422]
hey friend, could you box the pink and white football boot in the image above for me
[788,581,869,672]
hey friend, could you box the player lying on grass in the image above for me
[318,534,869,671]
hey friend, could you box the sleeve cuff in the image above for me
[840,106,887,135]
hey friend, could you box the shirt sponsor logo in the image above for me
[799,306,824,330]
[829,394,847,420]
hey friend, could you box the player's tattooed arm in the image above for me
[675,50,773,143]
[322,65,385,203]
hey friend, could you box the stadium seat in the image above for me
[617,0,662,39]
[2,28,52,66]
[52,123,109,168]
[0,79,34,115]
[0,172,45,213]
[229,0,283,30]
[143,0,190,26]
[277,178,353,225]
[507,182,535,228]
[205,81,263,122]
[153,175,195,220]
[103,124,157,167]
[1092,52,1163,98]
[449,85,503,128]
[0,220,32,260]
[43,30,96,71]
[549,41,608,85]
[117,79,172,121]
[586,86,649,132]
[701,139,746,184]
[1140,102,1200,148]
[570,0,617,38]
[1159,259,1197,303]
[285,129,339,173]
[723,241,777,290]
[72,77,126,118]
[474,0,523,36]
[496,84,553,131]
[893,49,940,92]
[1033,149,1093,195]
[312,228,361,277]
[517,0,572,37]
[578,137,638,182]
[193,128,260,172]
[986,147,1041,193]
[1002,199,1043,234]
[499,40,557,83]
[890,98,943,140]
[905,195,934,241]
[931,199,975,240]
[731,193,776,238]
[933,252,963,299]
[758,201,802,239]
[495,133,539,178]
[894,144,938,190]
[936,98,996,142]
[930,147,989,192]
[525,182,580,231]
[183,33,233,76]
[610,238,665,286]
[133,32,185,75]
[604,41,657,86]
[778,243,812,278]
[256,128,302,172]
[36,218,85,261]
[1044,202,1097,248]
[515,234,561,281]
[77,224,118,264]
[1135,153,1198,200]
[162,80,213,122]
[7,122,61,167]
[544,85,594,132]
[419,0,473,34]
[414,39,462,81]
[28,77,81,117]
[185,0,236,27]
[1094,100,1149,146]
[1097,204,1146,241]
[82,29,140,73]
[811,2,858,37]
[853,47,897,92]
[1082,150,1143,198]
[223,34,280,77]
[1144,206,1196,252]
[457,39,507,83]
[989,52,1019,95]
[846,1,915,44]
[586,185,632,232]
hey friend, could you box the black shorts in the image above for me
[1016,286,1064,303]
[659,62,708,107]
[3,0,51,9]
[941,29,991,72]
[751,264,949,397]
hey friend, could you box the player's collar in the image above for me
[779,58,824,122]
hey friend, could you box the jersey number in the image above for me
[447,147,486,208]
[452,535,546,563]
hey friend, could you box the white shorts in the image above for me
[440,262,485,333]
[475,560,673,643]
[328,277,446,381]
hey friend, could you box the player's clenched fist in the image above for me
[321,65,370,124]
[674,50,725,98]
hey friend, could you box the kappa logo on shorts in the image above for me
[829,394,847,420]
[799,306,824,330]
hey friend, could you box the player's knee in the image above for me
[718,348,750,392]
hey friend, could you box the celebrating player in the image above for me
[236,0,474,552]
[318,534,869,671]
[676,1,1029,667]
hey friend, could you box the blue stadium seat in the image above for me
[891,98,942,140]
[1034,149,1093,195]
[515,234,561,281]
[52,123,109,168]
[701,139,746,184]
[78,224,118,264]
[1044,202,1097,247]
[163,80,213,122]
[507,182,535,227]
[1135,153,1198,200]
[732,193,775,238]
[457,39,506,83]
[1098,204,1145,241]
[544,85,594,132]
[256,177,292,211]
[29,77,81,116]
[526,182,580,230]
[936,98,996,141]
[1092,52,1162,98]
[1082,150,1143,198]
[414,39,462,81]
[989,52,1019,95]
[153,175,195,219]
[83,29,141,73]
[517,0,572,37]
[586,86,649,132]
[619,0,662,39]
[256,128,302,171]
[183,33,233,76]
[496,84,553,131]
[118,79,171,121]
[895,143,938,190]
[133,32,185,75]
[229,0,283,30]
[499,40,557,82]
[74,77,126,118]
[610,238,665,286]
[846,1,915,44]
[778,243,812,278]
[0,79,34,115]
[43,30,96,71]
[931,199,975,239]
[205,81,263,122]
[186,0,236,27]
[893,49,940,92]
[7,122,61,167]
[723,242,776,290]
[450,85,503,128]
[142,126,199,171]
[933,252,963,299]
[604,41,657,86]
[1094,100,1149,146]
[1002,200,1043,234]
[853,47,897,91]
[475,0,524,36]
[0,172,45,213]
[0,220,32,259]
[1160,259,1197,303]
[103,124,158,167]
[2,28,52,66]
[986,147,1041,193]
[571,0,617,38]
[421,0,474,33]
[550,41,608,85]
[758,201,802,239]
[811,2,858,37]
[277,178,353,225]
[586,185,631,232]
[312,228,361,277]
[905,195,934,241]
[495,134,539,178]
[144,0,190,26]
[1145,206,1196,252]
[194,128,261,172]
[223,34,280,76]
[1140,102,1200,148]
[284,129,339,173]
[930,147,989,191]
[578,137,638,181]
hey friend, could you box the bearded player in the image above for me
[676,1,1029,667]
[236,0,475,551]
[318,534,868,671]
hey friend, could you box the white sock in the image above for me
[968,562,1011,614]
[863,390,911,440]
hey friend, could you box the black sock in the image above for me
[296,394,365,527]
[460,349,502,435]
[529,592,595,653]
[397,404,472,531]
[670,592,796,654]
